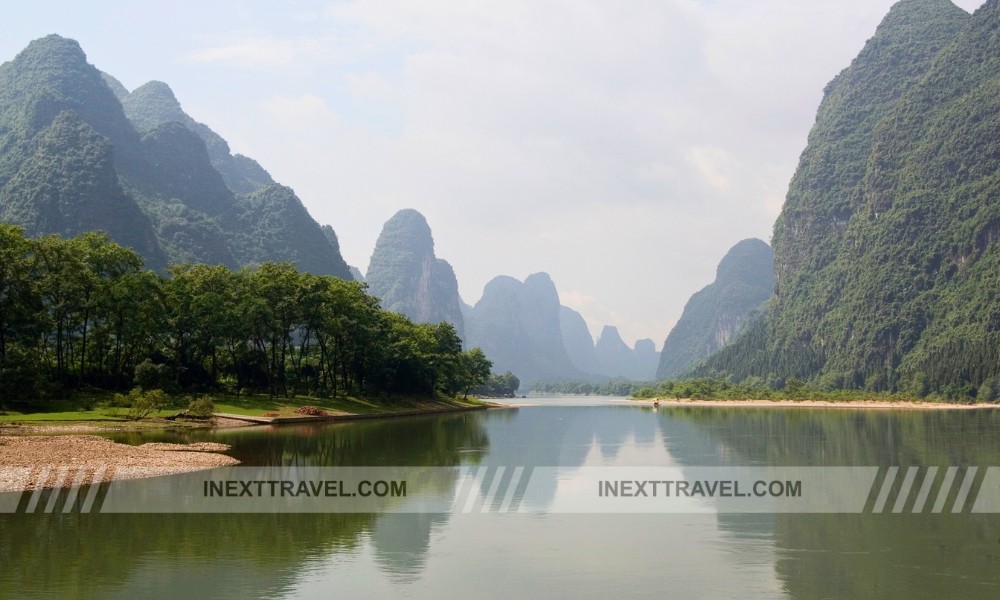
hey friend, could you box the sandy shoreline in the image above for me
[0,406,494,492]
[0,435,239,492]
[640,398,999,410]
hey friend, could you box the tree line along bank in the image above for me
[0,225,495,409]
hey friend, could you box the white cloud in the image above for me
[346,71,398,103]
[185,35,333,68]
[259,93,340,131]
[687,147,732,190]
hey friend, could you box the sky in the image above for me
[0,0,988,348]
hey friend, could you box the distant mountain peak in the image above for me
[597,325,625,345]
[594,325,653,380]
[465,273,580,385]
[366,209,464,338]
[716,238,774,285]
[373,209,435,255]
[125,81,186,127]
[117,71,275,196]
[0,33,141,160]
[658,238,773,379]
[16,34,87,66]
[524,272,555,286]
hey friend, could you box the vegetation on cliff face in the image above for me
[0,35,351,279]
[0,110,164,268]
[121,80,275,196]
[657,239,774,379]
[698,0,999,400]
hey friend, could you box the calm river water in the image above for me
[3,397,1000,599]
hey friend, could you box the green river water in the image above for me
[2,397,999,599]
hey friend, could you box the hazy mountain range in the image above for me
[364,209,664,385]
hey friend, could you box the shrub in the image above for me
[187,395,215,418]
[113,388,169,420]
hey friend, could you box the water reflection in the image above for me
[662,406,1000,599]
[3,401,1000,598]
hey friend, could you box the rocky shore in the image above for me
[0,434,239,492]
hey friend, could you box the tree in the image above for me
[0,226,43,404]
[459,348,492,398]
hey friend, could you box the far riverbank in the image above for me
[638,398,1000,410]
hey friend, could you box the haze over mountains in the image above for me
[362,0,1000,396]
[368,210,663,385]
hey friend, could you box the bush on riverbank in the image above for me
[186,395,215,418]
[112,388,169,420]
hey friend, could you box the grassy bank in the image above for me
[0,391,491,428]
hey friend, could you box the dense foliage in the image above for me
[0,226,492,409]
[630,378,940,403]
[472,371,521,397]
[698,0,1000,399]
[531,379,650,397]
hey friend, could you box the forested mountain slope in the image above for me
[0,35,351,279]
[699,0,1000,399]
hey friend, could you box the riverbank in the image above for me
[0,435,239,492]
[0,393,498,432]
[640,398,1000,410]
[0,399,505,491]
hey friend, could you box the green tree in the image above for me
[459,348,492,398]
[0,226,43,404]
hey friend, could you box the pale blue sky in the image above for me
[0,0,988,347]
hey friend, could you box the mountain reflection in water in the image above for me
[2,399,999,599]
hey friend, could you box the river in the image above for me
[2,397,999,598]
